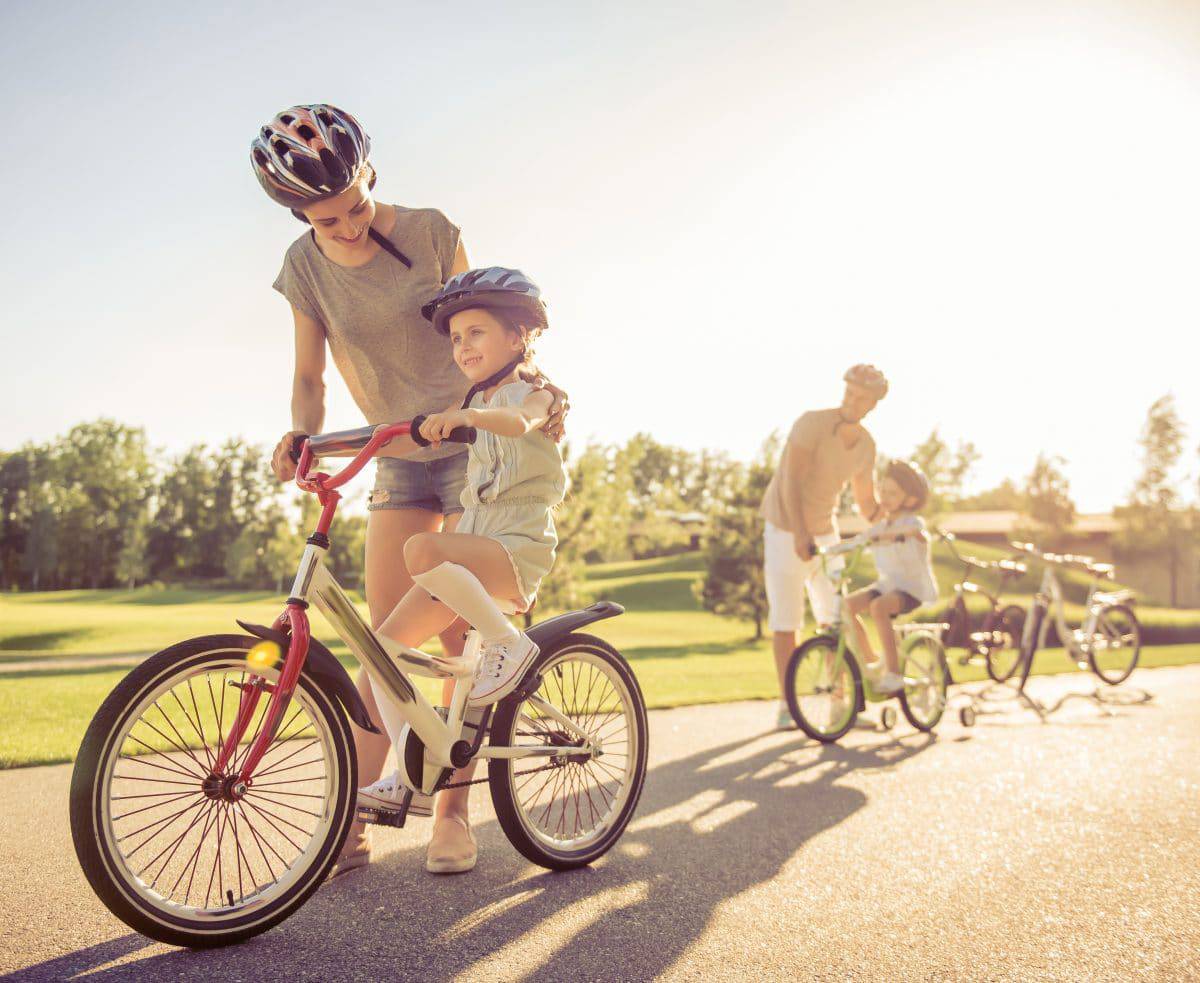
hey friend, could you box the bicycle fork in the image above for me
[211,602,312,786]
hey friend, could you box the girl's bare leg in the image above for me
[846,591,877,665]
[869,593,907,674]
[343,509,470,852]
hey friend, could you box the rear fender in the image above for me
[526,601,624,650]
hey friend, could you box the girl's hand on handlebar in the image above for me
[419,409,475,445]
[271,430,309,482]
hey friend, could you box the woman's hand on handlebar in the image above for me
[419,409,475,445]
[533,380,569,443]
[271,430,309,482]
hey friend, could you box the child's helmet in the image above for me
[844,363,889,398]
[422,267,548,336]
[251,104,371,208]
[886,460,930,511]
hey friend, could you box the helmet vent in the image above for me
[296,123,316,141]
[279,113,295,126]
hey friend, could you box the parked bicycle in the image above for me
[784,535,954,742]
[70,419,649,948]
[937,531,1027,683]
[1010,542,1141,687]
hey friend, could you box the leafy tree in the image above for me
[955,478,1023,512]
[1115,395,1191,605]
[907,429,980,514]
[694,435,779,639]
[537,441,635,612]
[1015,453,1076,550]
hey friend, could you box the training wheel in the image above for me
[959,706,977,727]
[880,706,898,730]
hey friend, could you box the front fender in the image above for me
[236,621,380,734]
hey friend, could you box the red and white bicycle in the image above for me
[70,419,648,948]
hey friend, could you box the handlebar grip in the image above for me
[410,415,477,447]
[288,433,309,464]
[445,426,477,444]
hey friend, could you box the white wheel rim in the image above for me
[507,645,640,854]
[94,650,342,930]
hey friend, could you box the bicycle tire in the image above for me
[70,636,356,948]
[1088,604,1141,685]
[984,604,1026,683]
[898,634,949,732]
[488,633,648,871]
[784,635,861,743]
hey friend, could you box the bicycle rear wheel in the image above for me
[984,604,1026,683]
[784,635,860,743]
[488,633,648,870]
[70,636,355,948]
[1088,604,1141,685]
[898,634,949,732]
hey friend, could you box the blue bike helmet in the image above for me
[421,267,548,336]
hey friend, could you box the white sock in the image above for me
[367,674,408,750]
[412,562,518,645]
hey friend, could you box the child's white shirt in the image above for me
[866,513,938,605]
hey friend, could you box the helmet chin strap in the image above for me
[460,354,525,409]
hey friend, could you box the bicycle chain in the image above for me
[441,730,562,789]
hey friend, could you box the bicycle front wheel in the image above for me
[784,635,861,743]
[984,604,1026,683]
[898,634,949,732]
[69,635,356,948]
[488,633,648,870]
[1089,605,1141,685]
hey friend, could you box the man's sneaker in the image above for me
[469,633,539,707]
[356,771,432,822]
[776,701,794,730]
[876,671,905,694]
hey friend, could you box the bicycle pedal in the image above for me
[356,790,433,828]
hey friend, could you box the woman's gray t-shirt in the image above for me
[273,205,468,461]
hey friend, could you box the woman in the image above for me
[252,104,566,876]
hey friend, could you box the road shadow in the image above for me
[17,726,929,981]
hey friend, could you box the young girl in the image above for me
[846,460,938,694]
[354,267,566,861]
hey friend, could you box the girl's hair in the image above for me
[490,305,550,385]
[288,162,377,224]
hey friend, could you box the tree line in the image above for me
[2,400,1191,616]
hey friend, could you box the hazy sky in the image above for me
[2,0,1198,512]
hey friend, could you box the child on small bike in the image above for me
[846,460,937,694]
[357,267,566,817]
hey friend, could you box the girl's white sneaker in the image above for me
[469,633,539,707]
[876,671,905,694]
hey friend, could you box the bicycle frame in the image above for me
[211,421,596,794]
[1025,559,1134,661]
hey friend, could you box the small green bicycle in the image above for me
[784,535,954,742]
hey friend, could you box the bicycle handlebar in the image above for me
[293,418,476,494]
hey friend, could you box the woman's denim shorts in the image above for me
[368,451,468,515]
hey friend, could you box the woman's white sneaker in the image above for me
[469,633,539,707]
[356,771,432,819]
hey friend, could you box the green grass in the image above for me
[3,551,1199,769]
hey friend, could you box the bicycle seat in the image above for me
[1087,562,1115,578]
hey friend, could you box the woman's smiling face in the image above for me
[300,176,376,250]
[447,308,525,384]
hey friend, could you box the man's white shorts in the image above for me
[763,521,841,632]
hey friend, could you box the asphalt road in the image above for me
[2,666,1197,981]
